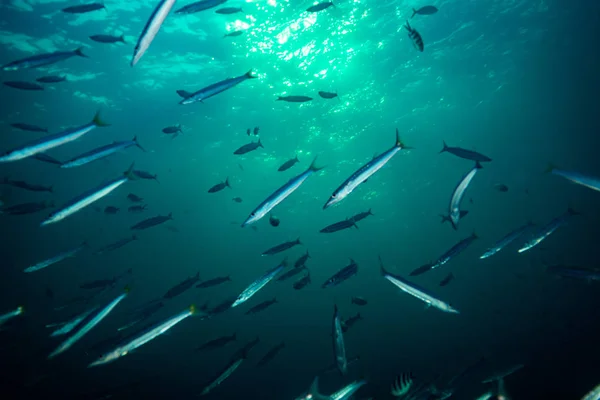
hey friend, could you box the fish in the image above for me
[349,209,373,223]
[547,164,600,193]
[2,178,52,193]
[48,309,95,337]
[224,30,244,37]
[162,125,182,134]
[2,48,87,71]
[410,233,478,276]
[0,111,109,163]
[209,297,236,315]
[440,141,491,162]
[196,334,237,351]
[307,1,335,12]
[127,193,144,202]
[90,34,126,44]
[276,95,313,102]
[322,259,358,288]
[176,0,227,14]
[324,129,408,209]
[88,305,197,367]
[10,123,48,132]
[581,383,600,400]
[128,205,147,213]
[381,258,459,314]
[253,127,260,135]
[546,265,600,281]
[62,3,105,13]
[518,208,578,253]
[48,288,129,359]
[390,372,415,397]
[96,235,137,255]
[269,214,280,227]
[439,272,455,287]
[199,350,246,396]
[176,89,194,99]
[294,250,311,268]
[319,356,361,376]
[231,261,286,307]
[234,139,263,155]
[133,170,159,182]
[23,242,86,273]
[104,206,119,214]
[257,342,285,367]
[341,313,362,333]
[320,219,358,233]
[163,272,200,299]
[208,178,231,193]
[60,136,144,168]
[299,377,366,400]
[262,238,301,256]
[1,201,53,215]
[179,70,256,105]
[131,0,177,66]
[277,266,307,282]
[245,298,278,315]
[494,183,509,192]
[242,157,323,226]
[480,222,534,259]
[278,155,300,171]
[332,304,347,375]
[232,197,243,203]
[79,276,120,290]
[404,21,424,52]
[481,364,524,384]
[33,153,62,165]
[215,7,242,14]
[3,81,44,91]
[41,164,135,226]
[196,276,231,289]
[411,5,438,18]
[350,298,368,309]
[293,272,311,290]
[0,306,24,327]
[36,75,67,83]
[318,91,339,99]
[446,162,483,230]
[117,301,165,331]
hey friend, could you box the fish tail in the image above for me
[472,231,479,239]
[404,20,411,30]
[168,212,173,220]
[475,161,483,169]
[440,140,448,153]
[258,139,264,148]
[306,250,311,258]
[92,111,110,127]
[353,221,359,229]
[378,255,388,275]
[74,47,89,58]
[368,208,373,215]
[123,163,136,180]
[133,136,146,152]
[296,237,302,245]
[123,285,131,294]
[544,162,557,174]
[119,34,126,43]
[49,186,54,193]
[395,128,410,149]
[225,177,231,188]
[189,304,196,315]
[411,8,416,18]
[276,97,283,101]
[246,70,257,79]
[294,154,299,161]
[308,156,324,172]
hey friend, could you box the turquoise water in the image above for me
[1,0,600,398]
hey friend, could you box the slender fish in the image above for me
[480,222,533,259]
[179,70,256,105]
[410,233,478,276]
[404,21,424,51]
[0,111,109,163]
[131,0,177,67]
[299,377,367,400]
[49,309,95,337]
[199,351,246,395]
[4,81,44,91]
[24,242,86,273]
[322,260,358,288]
[176,0,227,14]
[518,208,578,253]
[10,123,48,132]
[0,306,24,327]
[242,157,323,226]
[440,141,491,162]
[62,3,105,13]
[262,238,301,256]
[324,129,407,209]
[231,261,286,307]
[60,136,144,168]
[41,164,135,226]
[257,342,285,367]
[130,213,173,230]
[2,48,87,71]
[548,165,600,193]
[88,305,197,367]
[446,162,482,230]
[332,305,347,375]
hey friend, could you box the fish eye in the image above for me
[331,194,336,198]
[250,213,255,217]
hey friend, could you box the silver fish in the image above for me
[517,208,578,253]
[2,48,87,71]
[131,0,177,67]
[324,129,407,209]
[447,162,482,230]
[231,261,286,308]
[298,377,366,400]
[49,308,95,337]
[48,288,129,359]
[381,257,459,314]
[200,351,246,396]
[0,111,109,163]
[332,305,347,375]
[88,305,197,367]
[179,70,256,105]
[60,136,144,168]
[0,306,24,327]
[480,222,533,259]
[548,164,600,193]
[41,164,136,226]
[243,157,322,226]
[24,242,86,273]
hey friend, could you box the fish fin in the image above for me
[308,156,324,172]
[92,111,110,127]
[176,89,193,99]
[225,177,231,188]
[133,136,146,152]
[353,221,359,229]
[246,70,257,79]
[472,231,479,239]
[378,255,388,275]
[119,34,126,43]
[123,163,136,179]
[294,154,299,162]
[258,139,264,148]
[189,304,196,315]
[74,47,88,58]
[308,377,328,400]
[404,20,411,30]
[411,8,417,18]
[475,161,483,169]
[49,186,54,193]
[296,237,302,245]
[439,214,450,224]
[168,212,173,219]
[440,140,448,153]
[460,210,469,218]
